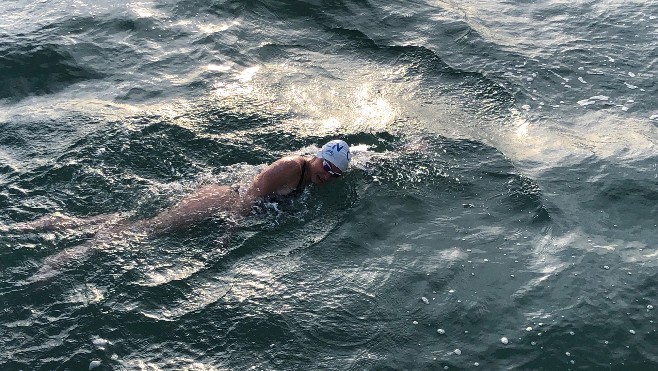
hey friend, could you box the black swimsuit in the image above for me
[289,159,307,197]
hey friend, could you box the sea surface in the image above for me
[1,0,657,370]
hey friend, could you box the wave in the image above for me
[0,43,103,101]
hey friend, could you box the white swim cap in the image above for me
[316,139,351,172]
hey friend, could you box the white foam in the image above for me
[577,95,609,106]
[92,337,111,348]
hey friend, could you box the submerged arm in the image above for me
[139,184,244,234]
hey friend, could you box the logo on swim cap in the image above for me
[316,139,350,172]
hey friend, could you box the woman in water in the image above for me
[8,139,351,281]
[127,138,351,235]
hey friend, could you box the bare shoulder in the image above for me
[268,155,305,172]
[247,155,305,198]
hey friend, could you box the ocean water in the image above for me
[1,0,656,369]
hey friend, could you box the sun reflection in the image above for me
[516,117,529,137]
[322,117,341,130]
[238,66,260,83]
[213,82,254,98]
[198,20,241,34]
[355,93,395,129]
[128,3,164,19]
[228,267,276,303]
[206,63,232,72]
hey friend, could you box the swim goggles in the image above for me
[322,159,342,177]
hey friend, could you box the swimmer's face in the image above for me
[310,157,343,185]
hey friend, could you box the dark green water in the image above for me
[1,0,656,369]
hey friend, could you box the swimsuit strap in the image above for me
[294,159,306,192]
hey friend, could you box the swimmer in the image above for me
[132,138,351,234]
[8,140,351,282]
